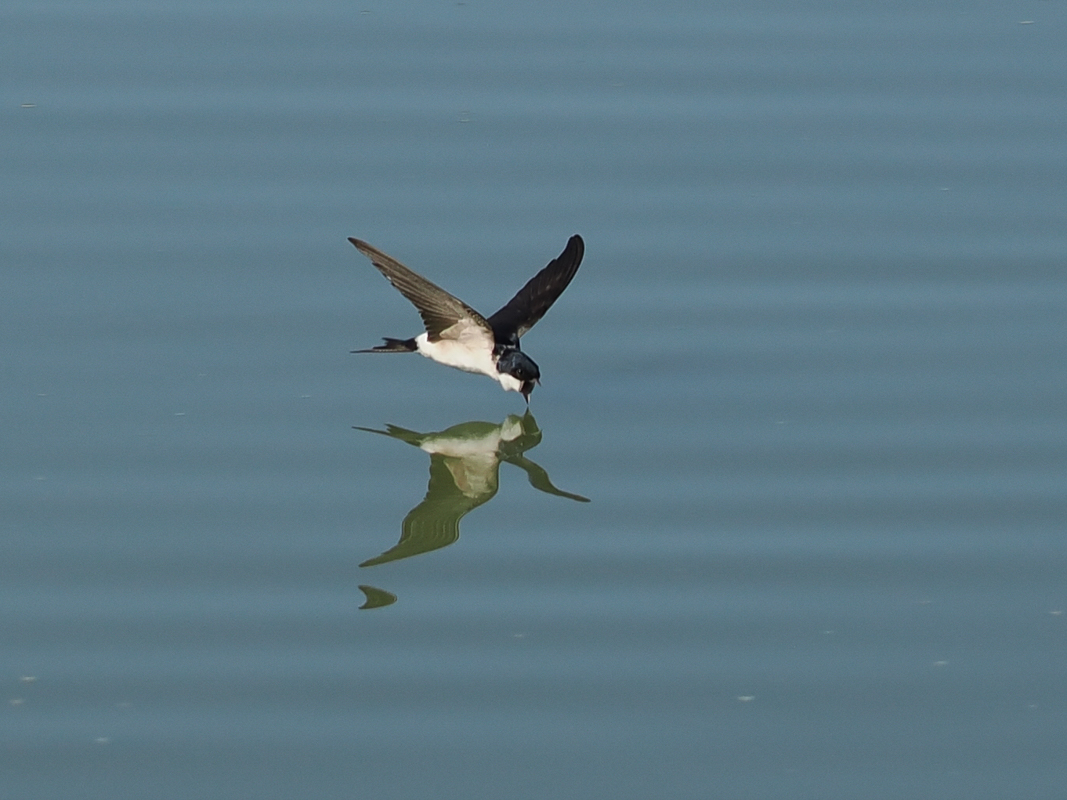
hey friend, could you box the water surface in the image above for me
[3,1,1066,798]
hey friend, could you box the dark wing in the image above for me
[349,238,492,342]
[487,234,584,344]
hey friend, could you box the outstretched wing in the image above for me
[487,234,584,344]
[349,238,492,342]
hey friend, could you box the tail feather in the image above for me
[353,337,417,354]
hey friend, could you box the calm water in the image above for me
[3,2,1066,798]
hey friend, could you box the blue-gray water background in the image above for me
[3,2,1066,798]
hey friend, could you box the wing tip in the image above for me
[565,234,585,263]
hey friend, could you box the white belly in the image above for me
[414,333,522,393]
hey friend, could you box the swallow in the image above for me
[350,234,584,402]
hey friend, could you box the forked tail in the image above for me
[353,337,418,354]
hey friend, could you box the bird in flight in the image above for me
[350,234,584,403]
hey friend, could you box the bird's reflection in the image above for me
[355,412,588,582]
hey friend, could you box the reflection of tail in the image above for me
[354,424,424,446]
[353,337,417,353]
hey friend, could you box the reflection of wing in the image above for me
[505,455,590,503]
[359,455,499,567]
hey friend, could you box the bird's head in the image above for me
[496,348,540,403]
